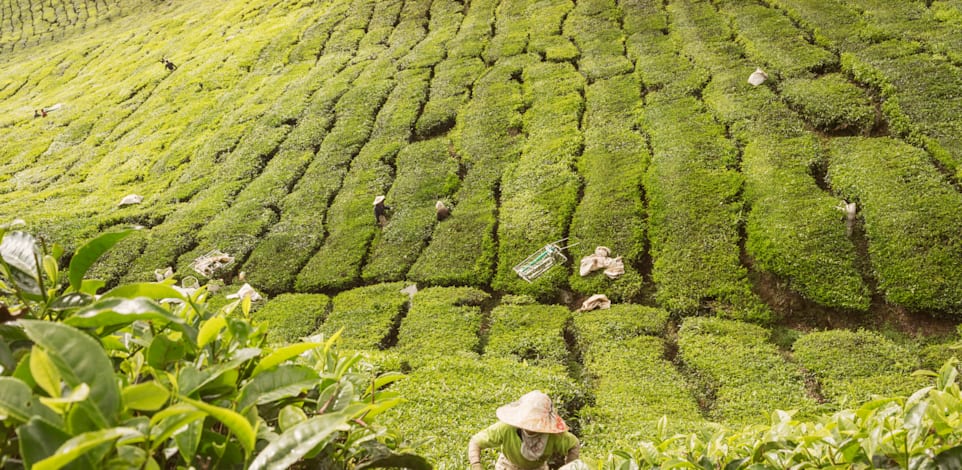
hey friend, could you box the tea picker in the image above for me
[468,391,581,470]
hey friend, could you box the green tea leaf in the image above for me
[68,229,138,291]
[198,315,227,349]
[66,297,197,345]
[17,417,74,469]
[30,346,63,399]
[21,320,119,425]
[33,427,142,470]
[0,231,40,290]
[238,365,319,412]
[251,342,322,377]
[179,395,256,456]
[249,410,352,470]
[122,382,170,411]
[0,376,61,425]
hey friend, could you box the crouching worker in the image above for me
[373,195,391,227]
[468,391,580,470]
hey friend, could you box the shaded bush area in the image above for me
[794,329,927,406]
[678,317,818,426]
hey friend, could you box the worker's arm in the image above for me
[565,440,581,463]
[468,435,484,470]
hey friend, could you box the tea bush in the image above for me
[0,227,425,468]
[363,138,461,282]
[485,303,571,366]
[410,59,527,286]
[445,0,497,59]
[395,286,489,360]
[572,304,669,346]
[254,293,330,344]
[780,73,875,132]
[793,329,927,406]
[567,75,648,301]
[483,0,528,62]
[719,1,837,78]
[299,68,429,290]
[492,60,584,299]
[315,282,409,350]
[639,94,768,321]
[415,57,486,139]
[742,137,869,310]
[678,317,817,425]
[563,0,633,80]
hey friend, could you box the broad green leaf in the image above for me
[42,255,58,284]
[79,279,106,295]
[66,297,197,345]
[178,348,260,396]
[368,371,405,394]
[174,420,203,463]
[17,417,75,469]
[252,342,322,377]
[49,292,95,311]
[318,380,354,413]
[149,406,206,451]
[198,315,227,348]
[30,345,63,398]
[147,334,186,369]
[935,445,962,469]
[0,376,61,425]
[179,395,256,456]
[249,410,352,470]
[122,382,170,411]
[278,405,308,432]
[33,427,142,470]
[40,383,91,413]
[0,231,41,296]
[21,320,120,424]
[101,283,186,303]
[68,229,137,291]
[237,365,320,412]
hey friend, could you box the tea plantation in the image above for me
[2,0,962,466]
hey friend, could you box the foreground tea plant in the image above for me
[0,224,427,469]
[583,359,962,469]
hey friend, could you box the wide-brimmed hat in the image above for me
[373,195,386,206]
[496,390,568,434]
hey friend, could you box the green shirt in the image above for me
[471,422,579,469]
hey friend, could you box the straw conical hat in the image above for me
[748,67,768,86]
[373,195,386,205]
[496,391,568,434]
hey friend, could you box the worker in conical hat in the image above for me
[435,200,450,221]
[468,390,580,470]
[373,195,390,227]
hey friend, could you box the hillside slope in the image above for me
[3,0,962,465]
